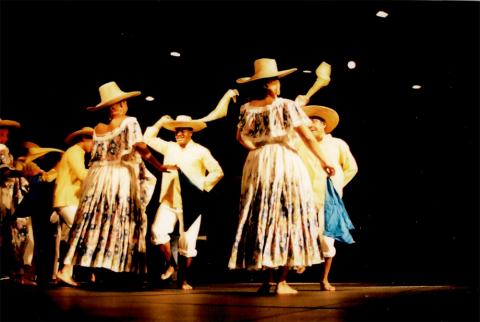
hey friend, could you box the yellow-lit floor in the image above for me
[1,282,477,321]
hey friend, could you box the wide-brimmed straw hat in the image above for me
[303,105,340,134]
[65,127,94,145]
[0,118,21,128]
[87,81,141,111]
[236,58,297,84]
[25,146,64,164]
[163,115,207,132]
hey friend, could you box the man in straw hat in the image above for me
[296,105,358,291]
[144,114,224,290]
[56,81,174,287]
[51,127,94,280]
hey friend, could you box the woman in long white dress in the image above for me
[57,82,174,286]
[228,59,335,294]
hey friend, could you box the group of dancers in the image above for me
[0,58,357,294]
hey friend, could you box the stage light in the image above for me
[376,10,389,18]
[347,61,356,69]
[170,51,181,57]
[412,85,422,90]
[145,96,155,101]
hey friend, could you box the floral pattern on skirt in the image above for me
[229,98,323,270]
[64,117,156,273]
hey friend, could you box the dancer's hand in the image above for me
[295,95,310,108]
[323,164,335,177]
[155,115,173,128]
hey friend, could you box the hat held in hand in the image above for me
[25,146,64,164]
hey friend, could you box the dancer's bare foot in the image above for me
[56,270,79,287]
[276,281,298,295]
[181,282,193,290]
[161,266,176,280]
[320,281,336,291]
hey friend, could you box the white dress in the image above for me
[229,98,323,270]
[64,117,156,273]
[0,144,30,269]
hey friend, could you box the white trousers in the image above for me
[55,205,77,241]
[318,205,336,258]
[151,204,201,258]
[320,235,336,258]
[51,205,77,278]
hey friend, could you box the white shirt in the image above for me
[144,126,224,209]
[298,133,358,206]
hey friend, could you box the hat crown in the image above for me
[88,81,140,111]
[98,81,126,103]
[253,58,280,76]
[175,115,193,122]
[163,115,207,132]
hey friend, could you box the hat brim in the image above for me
[303,105,339,133]
[236,68,297,84]
[21,141,39,149]
[163,121,207,132]
[65,128,94,145]
[0,120,21,128]
[25,148,64,164]
[87,91,141,111]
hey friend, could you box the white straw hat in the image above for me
[87,81,141,111]
[163,115,207,132]
[303,105,340,134]
[236,58,297,84]
[65,127,94,145]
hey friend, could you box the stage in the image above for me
[1,281,477,321]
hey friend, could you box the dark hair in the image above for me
[71,134,92,145]
[237,77,279,105]
[174,127,193,132]
[310,116,326,123]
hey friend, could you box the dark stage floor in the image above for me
[1,280,478,322]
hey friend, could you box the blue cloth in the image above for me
[324,178,355,244]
